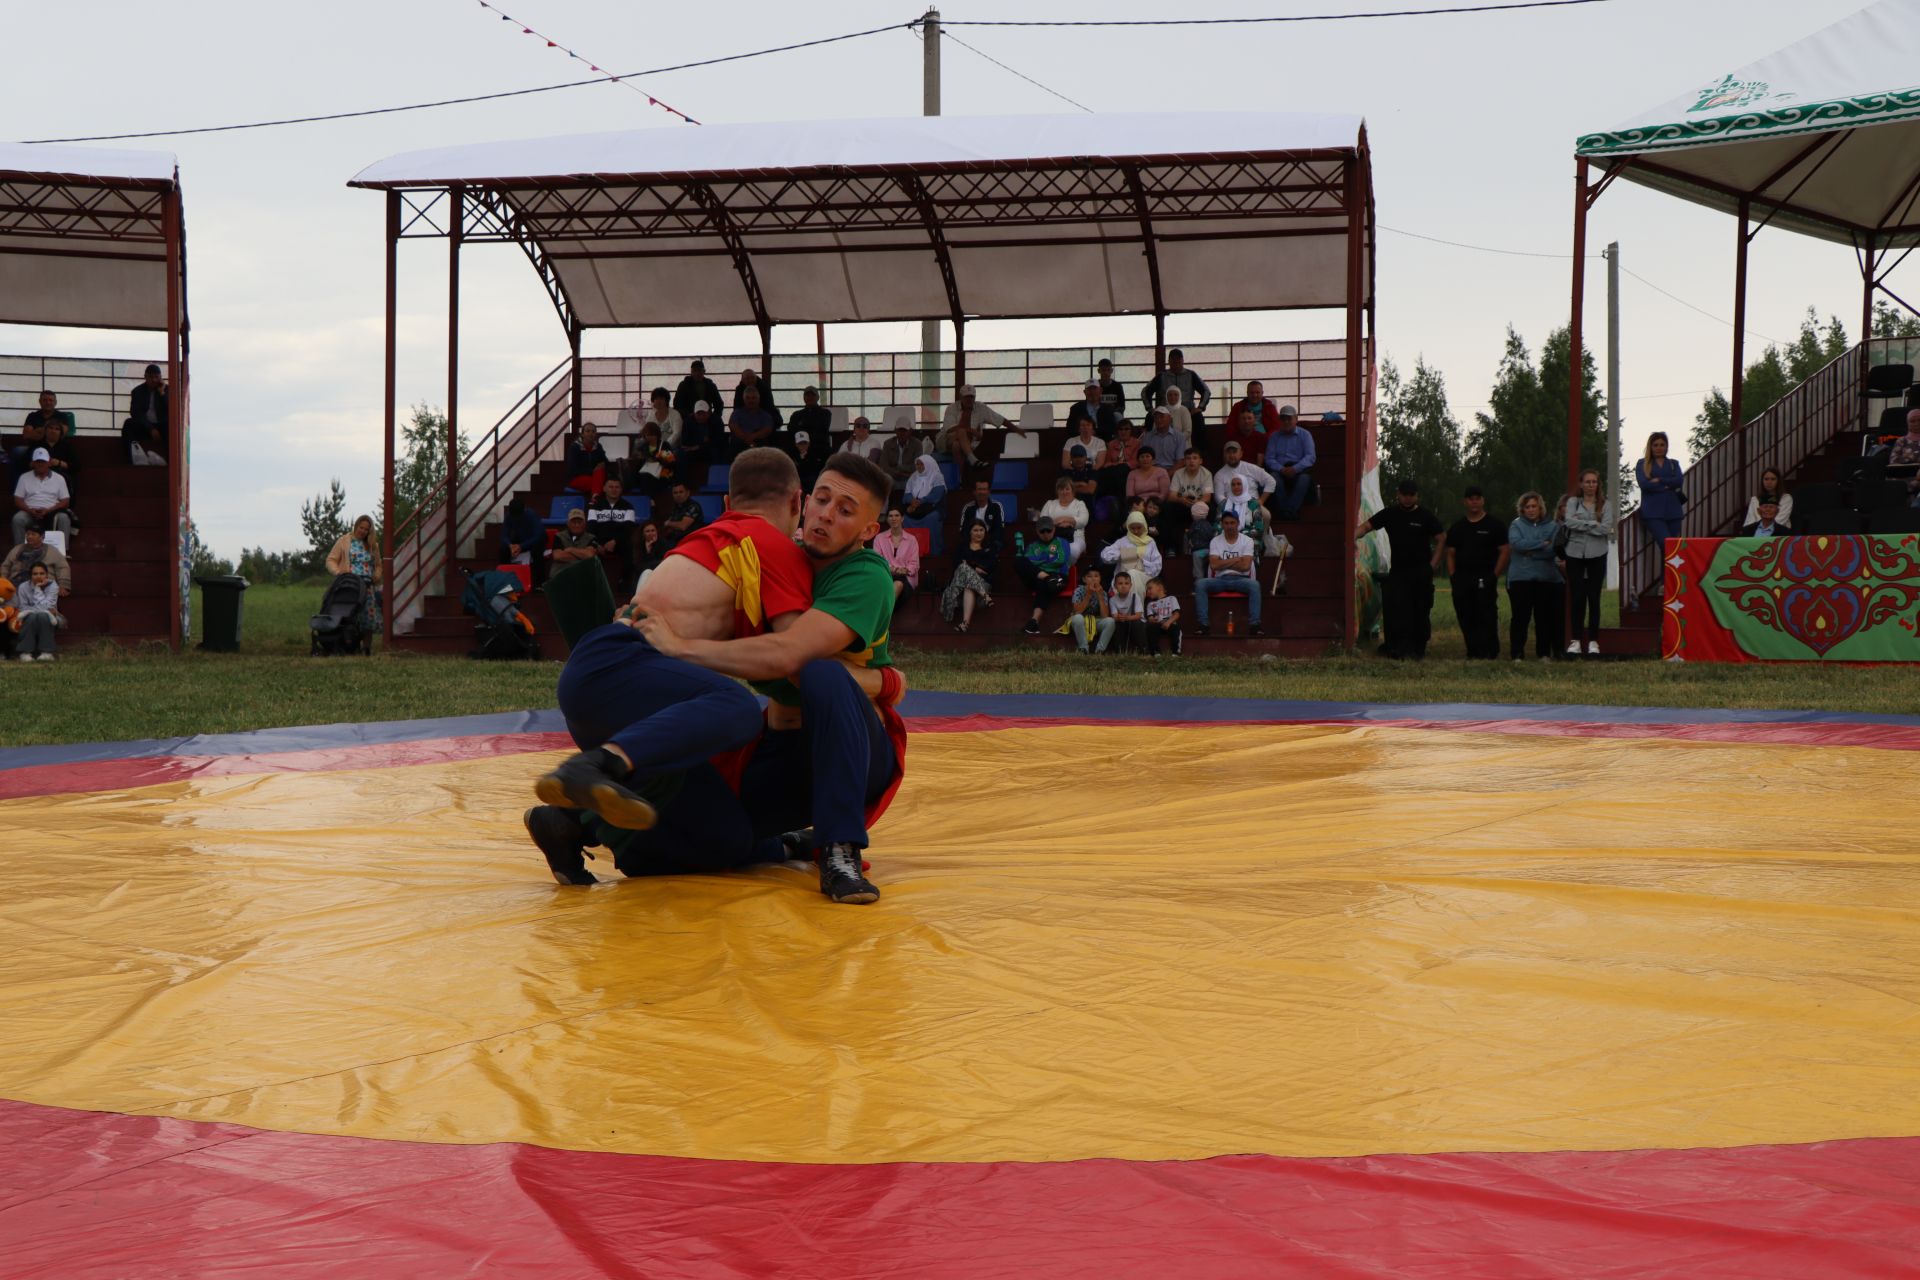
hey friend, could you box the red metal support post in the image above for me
[1342,156,1364,650]
[163,185,184,651]
[382,190,400,651]
[1731,198,1751,488]
[445,185,464,593]
[1566,158,1589,501]
[568,317,583,437]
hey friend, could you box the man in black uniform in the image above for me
[1359,478,1444,659]
[1442,484,1509,660]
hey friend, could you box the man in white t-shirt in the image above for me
[13,449,72,545]
[1193,509,1262,636]
[1213,440,1276,504]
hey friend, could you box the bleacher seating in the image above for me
[827,405,851,433]
[991,461,1029,491]
[1853,479,1909,513]
[545,494,585,527]
[700,463,731,493]
[694,494,726,521]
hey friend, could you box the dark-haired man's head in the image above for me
[1396,478,1419,508]
[670,481,691,502]
[806,453,890,560]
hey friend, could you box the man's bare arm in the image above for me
[639,607,857,681]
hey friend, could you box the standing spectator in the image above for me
[938,385,1020,471]
[957,478,1006,558]
[1560,468,1611,657]
[1742,467,1794,529]
[675,401,715,480]
[1213,439,1276,506]
[880,421,926,496]
[1063,416,1108,469]
[12,561,63,660]
[325,514,383,634]
[672,360,722,427]
[732,368,783,426]
[1507,491,1563,661]
[1101,510,1163,595]
[641,386,683,447]
[13,450,72,545]
[941,519,997,633]
[874,506,921,608]
[1039,476,1090,565]
[901,454,948,554]
[1194,509,1262,636]
[1359,479,1443,660]
[840,415,885,462]
[1226,381,1282,455]
[1634,431,1685,551]
[1143,577,1182,656]
[1095,357,1127,415]
[550,509,600,573]
[1157,387,1195,454]
[658,480,705,552]
[1165,446,1214,552]
[1108,570,1147,654]
[1068,566,1115,654]
[121,364,170,465]
[36,419,79,501]
[1067,380,1119,439]
[1443,484,1508,660]
[498,496,547,587]
[11,390,72,475]
[3,523,71,593]
[1018,515,1071,634]
[565,424,609,496]
[788,431,826,492]
[588,476,641,594]
[726,386,776,458]
[787,385,831,439]
[1262,407,1316,522]
[1137,411,1185,485]
[1142,348,1211,439]
[1126,447,1171,532]
[1741,498,1789,538]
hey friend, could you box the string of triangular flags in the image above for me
[473,0,702,124]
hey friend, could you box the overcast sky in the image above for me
[3,0,1897,555]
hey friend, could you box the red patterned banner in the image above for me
[1664,535,1920,663]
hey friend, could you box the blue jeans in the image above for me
[1272,470,1313,520]
[1195,576,1260,626]
[1639,514,1682,551]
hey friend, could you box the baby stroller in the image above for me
[310,573,373,656]
[462,569,540,660]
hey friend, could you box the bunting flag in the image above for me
[474,0,701,124]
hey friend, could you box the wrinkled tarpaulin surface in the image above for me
[4,694,1919,1278]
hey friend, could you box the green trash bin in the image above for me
[544,556,617,650]
[195,575,249,651]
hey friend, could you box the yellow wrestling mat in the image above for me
[6,721,1919,1166]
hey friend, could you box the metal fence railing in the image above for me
[0,353,159,435]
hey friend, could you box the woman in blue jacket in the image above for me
[1507,491,1563,660]
[1633,431,1686,551]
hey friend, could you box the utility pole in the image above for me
[1604,241,1622,589]
[921,7,941,421]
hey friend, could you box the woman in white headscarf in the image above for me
[901,453,949,555]
[1220,474,1268,541]
[1099,509,1163,596]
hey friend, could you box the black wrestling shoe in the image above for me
[534,748,658,831]
[524,806,598,886]
[779,829,816,862]
[818,842,880,905]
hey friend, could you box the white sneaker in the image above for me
[1587,640,1601,656]
[15,654,30,662]
[1566,641,1582,656]
[36,653,54,661]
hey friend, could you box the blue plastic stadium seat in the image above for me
[628,496,651,521]
[702,463,732,493]
[991,461,1029,492]
[695,493,727,521]
[990,493,1018,524]
[937,459,962,492]
[544,494,586,526]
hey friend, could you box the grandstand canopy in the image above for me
[0,142,184,330]
[1575,0,1920,246]
[350,111,1374,332]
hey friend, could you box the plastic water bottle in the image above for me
[1226,612,1236,636]
[1015,532,1026,555]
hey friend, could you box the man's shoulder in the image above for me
[816,547,891,590]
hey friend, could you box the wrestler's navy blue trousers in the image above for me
[555,624,763,776]
[741,658,897,851]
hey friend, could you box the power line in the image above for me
[1619,266,1785,346]
[1379,223,1588,260]
[939,29,1094,112]
[16,21,913,144]
[936,0,1612,25]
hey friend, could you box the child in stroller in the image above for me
[310,573,372,656]
[462,568,539,660]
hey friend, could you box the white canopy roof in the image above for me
[352,112,1373,330]
[1576,0,1920,245]
[0,142,181,330]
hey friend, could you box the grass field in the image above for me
[3,583,1912,749]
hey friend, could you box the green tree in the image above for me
[187,521,234,579]
[299,478,348,577]
[1463,325,1604,512]
[1692,307,1851,456]
[1873,298,1920,339]
[1689,389,1730,459]
[1377,356,1465,521]
[387,402,468,531]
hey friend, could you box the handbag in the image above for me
[1552,523,1572,556]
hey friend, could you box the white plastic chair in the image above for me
[827,405,851,434]
[999,429,1040,460]
[881,405,917,434]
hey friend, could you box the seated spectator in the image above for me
[1225,381,1283,452]
[1138,411,1184,482]
[1214,439,1276,507]
[565,424,610,496]
[324,514,383,632]
[1219,473,1271,542]
[1095,358,1127,415]
[1063,444,1101,506]
[732,367,782,425]
[1108,569,1147,654]
[123,364,169,465]
[1158,387,1195,453]
[3,523,71,593]
[588,476,641,593]
[957,478,1006,559]
[13,450,72,545]
[1143,576,1182,656]
[1193,509,1262,637]
[12,390,74,475]
[937,385,1023,470]
[881,421,926,495]
[1063,417,1108,469]
[873,506,921,608]
[901,454,948,554]
[1262,407,1315,521]
[840,415,885,462]
[549,509,600,574]
[1741,468,1793,530]
[497,497,545,586]
[1017,515,1072,634]
[1068,566,1115,654]
[633,521,665,589]
[941,519,997,633]
[675,401,715,478]
[624,420,675,498]
[673,359,723,427]
[1039,476,1090,565]
[1066,380,1119,439]
[1184,498,1218,580]
[787,385,831,439]
[1126,447,1171,532]
[788,430,826,492]
[12,560,63,660]
[642,386,683,447]
[1886,408,1920,473]
[1142,349,1212,442]
[1742,498,1789,538]
[37,417,79,493]
[1101,510,1163,596]
[726,386,777,457]
[1165,446,1213,551]
[659,480,705,552]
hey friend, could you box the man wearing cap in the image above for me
[1441,484,1507,659]
[880,420,927,497]
[787,384,831,439]
[1067,379,1119,439]
[672,359,723,427]
[1213,439,1276,507]
[549,507,600,574]
[839,415,884,463]
[677,401,715,479]
[1360,478,1444,660]
[12,449,72,545]
[1263,406,1317,522]
[1142,349,1211,439]
[788,429,825,492]
[1017,514,1072,634]
[937,385,1021,471]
